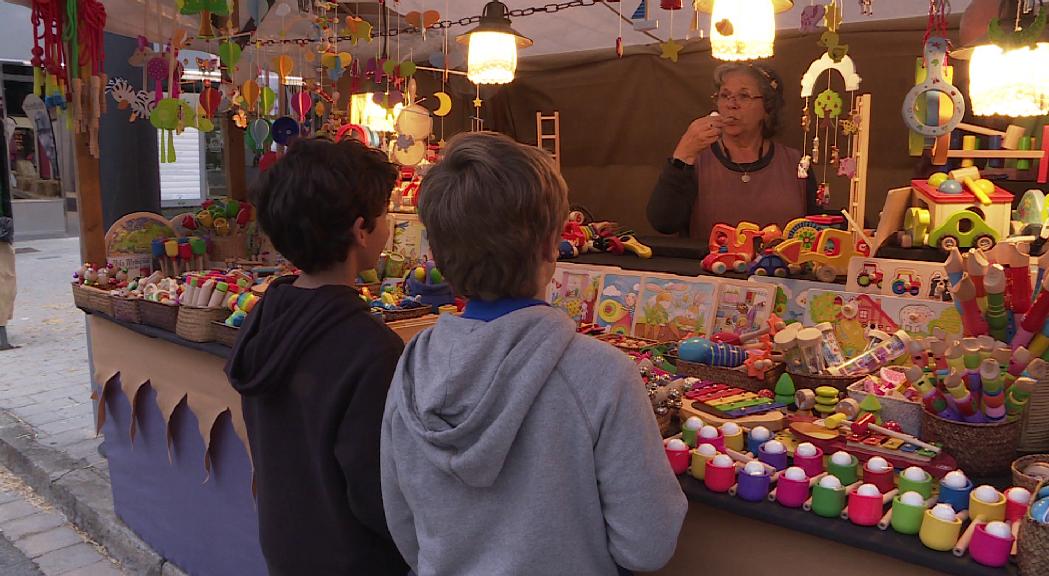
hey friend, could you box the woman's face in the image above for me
[715,72,767,139]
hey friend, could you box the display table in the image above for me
[83,301,1013,576]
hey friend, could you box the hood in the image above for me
[226,276,367,396]
[394,305,576,488]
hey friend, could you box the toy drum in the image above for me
[793,446,824,478]
[776,476,810,508]
[848,492,884,526]
[737,471,771,503]
[919,509,963,551]
[811,484,846,518]
[969,524,1013,568]
[828,455,860,485]
[758,443,789,471]
[890,497,926,535]
[690,450,715,481]
[704,461,736,493]
[665,446,690,475]
[723,428,745,452]
[897,470,934,499]
[939,479,974,511]
[863,465,895,494]
[969,491,1006,522]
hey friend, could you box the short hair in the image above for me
[417,132,569,300]
[251,138,397,274]
[713,63,785,139]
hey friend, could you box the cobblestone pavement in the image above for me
[0,463,124,575]
[0,237,104,475]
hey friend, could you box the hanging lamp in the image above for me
[694,0,793,61]
[954,0,1049,116]
[456,1,533,85]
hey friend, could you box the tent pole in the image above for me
[74,129,106,266]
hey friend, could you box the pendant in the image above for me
[741,173,751,183]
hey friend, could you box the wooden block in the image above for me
[946,150,1043,159]
[1004,125,1025,150]
[882,438,904,450]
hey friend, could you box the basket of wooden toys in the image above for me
[111,296,142,324]
[776,323,864,391]
[175,272,252,343]
[1012,454,1049,494]
[135,275,182,331]
[176,198,254,266]
[846,367,924,437]
[71,263,121,316]
[211,321,240,348]
[176,306,228,343]
[921,412,1021,477]
[1019,481,1049,576]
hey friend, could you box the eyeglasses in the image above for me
[712,92,764,106]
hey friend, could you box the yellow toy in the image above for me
[774,227,857,282]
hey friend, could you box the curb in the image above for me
[0,410,187,576]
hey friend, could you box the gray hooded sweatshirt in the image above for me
[381,305,687,576]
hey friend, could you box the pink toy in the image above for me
[774,474,812,508]
[793,444,825,478]
[704,458,737,493]
[846,490,886,526]
[969,523,1013,568]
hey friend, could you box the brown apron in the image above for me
[689,143,807,241]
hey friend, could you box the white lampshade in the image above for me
[466,31,519,85]
[969,42,1049,116]
[710,0,776,61]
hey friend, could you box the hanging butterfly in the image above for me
[800,5,826,33]
[233,108,248,129]
[195,57,219,73]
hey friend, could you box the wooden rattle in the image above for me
[901,37,964,138]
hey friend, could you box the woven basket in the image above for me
[111,297,142,324]
[1012,454,1049,494]
[71,283,92,310]
[87,288,114,316]
[209,232,248,264]
[139,300,179,331]
[382,307,431,322]
[921,410,1021,476]
[788,371,859,392]
[1018,480,1049,576]
[211,321,240,347]
[674,358,785,393]
[176,306,229,343]
[1020,374,1049,453]
[847,381,923,437]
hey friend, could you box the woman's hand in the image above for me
[672,115,723,164]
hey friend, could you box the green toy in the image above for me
[858,394,883,425]
[774,373,796,406]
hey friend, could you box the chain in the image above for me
[250,0,596,47]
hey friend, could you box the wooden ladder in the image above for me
[536,111,561,170]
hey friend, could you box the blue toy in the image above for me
[938,179,963,195]
[405,261,455,310]
[678,337,748,368]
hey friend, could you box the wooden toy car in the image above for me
[774,227,857,282]
[925,209,998,251]
[702,223,765,274]
[749,250,789,277]
[855,262,883,289]
[891,269,922,296]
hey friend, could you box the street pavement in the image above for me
[0,237,103,472]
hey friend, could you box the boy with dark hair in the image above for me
[226,138,408,575]
[381,132,686,576]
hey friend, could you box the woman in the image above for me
[647,63,818,240]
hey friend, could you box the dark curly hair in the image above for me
[251,138,397,274]
[713,63,785,139]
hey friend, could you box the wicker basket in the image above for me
[211,321,240,347]
[788,371,859,392]
[87,288,114,316]
[209,232,248,264]
[71,283,92,310]
[382,307,431,323]
[176,306,229,343]
[921,410,1021,476]
[1018,480,1049,576]
[139,300,179,331]
[847,381,923,437]
[111,297,142,324]
[674,358,785,393]
[1020,374,1049,453]
[1012,454,1049,493]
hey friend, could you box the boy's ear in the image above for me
[351,216,368,247]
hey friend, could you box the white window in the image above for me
[157,92,207,208]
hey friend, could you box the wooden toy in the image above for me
[679,399,786,432]
[938,470,974,512]
[721,422,745,452]
[775,227,857,282]
[931,123,1049,184]
[809,477,860,517]
[702,223,769,275]
[689,444,718,481]
[704,454,737,493]
[921,504,965,552]
[862,457,896,494]
[844,484,898,525]
[681,416,703,447]
[736,462,773,503]
[954,486,1007,558]
[771,469,826,508]
[885,492,937,534]
[757,440,789,471]
[793,442,824,477]
[969,521,1014,567]
[664,439,691,475]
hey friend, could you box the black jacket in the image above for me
[226,275,408,576]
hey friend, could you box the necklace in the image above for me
[720,139,765,183]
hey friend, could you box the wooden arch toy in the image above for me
[800,53,862,98]
[901,37,965,138]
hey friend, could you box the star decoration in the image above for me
[473,97,483,108]
[659,38,683,63]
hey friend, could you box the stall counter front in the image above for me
[83,257,980,576]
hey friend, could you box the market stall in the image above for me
[11,0,1049,572]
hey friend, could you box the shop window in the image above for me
[158,128,207,208]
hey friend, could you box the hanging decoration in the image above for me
[901,36,964,137]
[391,104,432,166]
[799,23,864,210]
[859,0,873,16]
[177,0,229,38]
[800,4,826,33]
[105,77,156,122]
[659,0,684,63]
